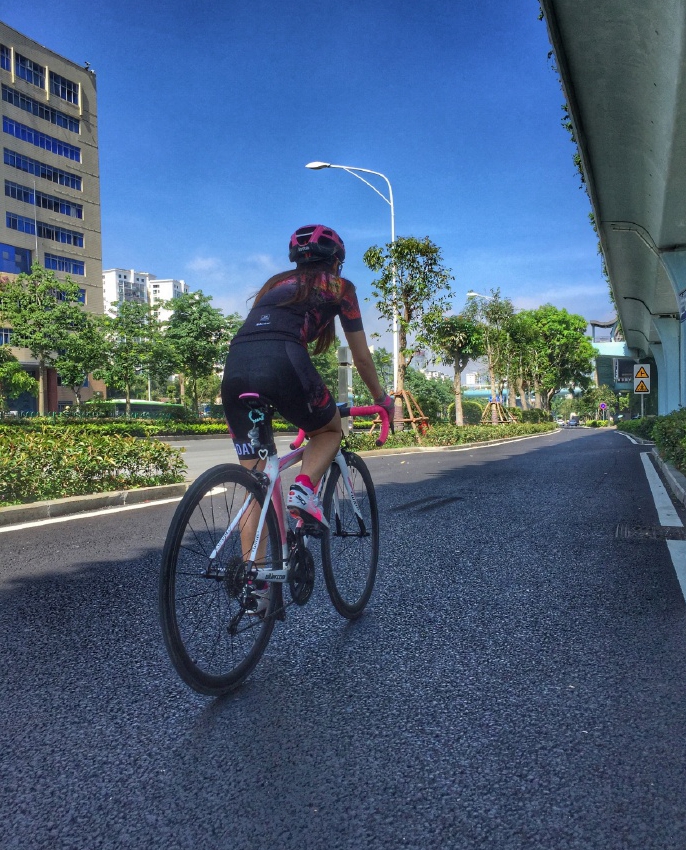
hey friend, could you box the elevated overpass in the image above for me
[540,0,686,414]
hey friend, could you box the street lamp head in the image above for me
[305,161,331,170]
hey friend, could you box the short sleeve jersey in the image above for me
[232,271,363,347]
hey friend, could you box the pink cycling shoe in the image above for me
[287,482,329,530]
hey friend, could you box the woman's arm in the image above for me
[344,329,386,401]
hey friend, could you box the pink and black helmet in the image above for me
[288,224,345,264]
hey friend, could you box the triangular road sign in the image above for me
[635,366,649,379]
[635,380,649,393]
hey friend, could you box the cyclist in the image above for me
[221,224,394,529]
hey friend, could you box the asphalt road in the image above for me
[2,428,685,849]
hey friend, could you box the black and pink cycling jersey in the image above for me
[230,271,363,347]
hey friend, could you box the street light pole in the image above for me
[305,161,399,393]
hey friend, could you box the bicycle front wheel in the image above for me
[159,464,281,695]
[321,451,379,619]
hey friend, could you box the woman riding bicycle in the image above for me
[221,224,394,529]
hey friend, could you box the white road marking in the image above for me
[640,453,683,527]
[640,452,686,602]
[617,432,639,444]
[0,497,183,533]
[666,541,686,601]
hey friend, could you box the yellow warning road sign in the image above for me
[634,380,650,393]
[634,366,649,379]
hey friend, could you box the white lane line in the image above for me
[640,452,686,602]
[666,541,686,601]
[640,452,683,527]
[618,432,639,444]
[0,496,183,533]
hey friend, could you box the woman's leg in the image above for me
[300,408,342,486]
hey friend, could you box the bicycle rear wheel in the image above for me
[321,451,379,619]
[159,464,281,695]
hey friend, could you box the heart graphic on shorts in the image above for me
[258,449,268,460]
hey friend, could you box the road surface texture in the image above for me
[1,428,685,849]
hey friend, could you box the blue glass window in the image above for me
[6,211,35,234]
[4,148,82,191]
[4,179,33,204]
[0,327,12,344]
[15,54,45,88]
[37,221,83,247]
[2,85,80,133]
[0,46,10,72]
[3,117,81,162]
[49,72,79,105]
[0,242,31,274]
[44,253,84,275]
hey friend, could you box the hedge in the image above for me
[0,428,186,506]
[345,421,557,452]
[0,416,294,438]
[615,417,657,441]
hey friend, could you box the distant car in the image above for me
[556,417,565,425]
[568,416,579,426]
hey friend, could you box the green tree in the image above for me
[524,305,597,410]
[95,301,173,415]
[363,236,453,425]
[164,291,240,414]
[464,289,515,422]
[0,264,86,415]
[404,368,454,423]
[579,384,618,419]
[55,313,108,409]
[0,345,38,411]
[427,314,484,425]
[309,337,341,400]
[352,347,392,405]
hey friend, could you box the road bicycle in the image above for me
[159,394,390,696]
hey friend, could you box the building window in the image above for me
[6,211,35,235]
[49,72,79,105]
[3,117,81,161]
[35,189,83,218]
[4,179,33,204]
[0,242,31,274]
[15,54,45,89]
[2,84,80,133]
[1,327,12,344]
[44,253,84,275]
[4,147,82,190]
[37,220,83,247]
[0,46,10,72]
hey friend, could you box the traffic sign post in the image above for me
[633,364,651,417]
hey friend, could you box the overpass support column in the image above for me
[651,320,679,414]
[658,249,686,410]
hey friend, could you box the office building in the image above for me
[0,21,103,411]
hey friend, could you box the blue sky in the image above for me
[3,0,614,348]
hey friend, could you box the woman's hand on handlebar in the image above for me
[376,394,395,435]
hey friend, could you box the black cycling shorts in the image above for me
[221,339,338,459]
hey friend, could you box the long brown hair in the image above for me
[252,260,342,354]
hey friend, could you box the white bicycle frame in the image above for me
[208,443,362,583]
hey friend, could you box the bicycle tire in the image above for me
[159,464,281,695]
[321,451,379,619]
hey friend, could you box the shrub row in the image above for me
[0,417,295,438]
[345,421,557,452]
[615,417,657,441]
[585,420,612,428]
[0,428,187,506]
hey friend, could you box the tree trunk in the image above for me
[488,356,498,424]
[532,379,543,409]
[519,380,529,411]
[453,368,464,426]
[179,373,186,404]
[38,362,47,416]
[125,383,131,416]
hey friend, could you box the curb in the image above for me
[651,448,686,507]
[0,482,190,528]
[0,428,559,528]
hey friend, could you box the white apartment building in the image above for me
[102,268,189,322]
